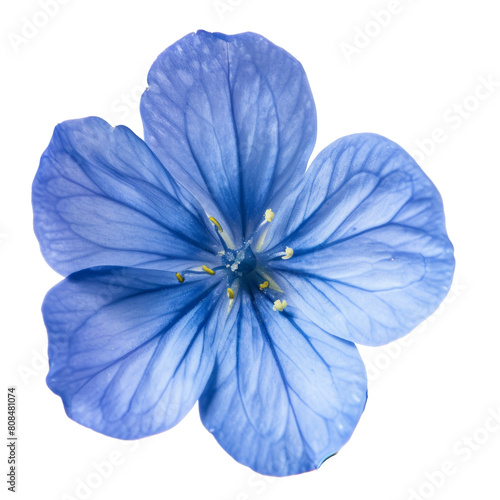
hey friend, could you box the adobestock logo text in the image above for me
[7,0,72,54]
[340,0,418,64]
[410,74,499,165]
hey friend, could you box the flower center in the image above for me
[222,242,257,278]
[175,211,293,313]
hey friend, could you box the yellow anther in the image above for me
[259,281,269,290]
[209,216,223,233]
[264,209,275,222]
[227,288,235,300]
[273,299,288,312]
[258,271,283,292]
[202,265,215,275]
[282,247,294,260]
[176,272,184,283]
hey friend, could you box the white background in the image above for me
[2,1,499,499]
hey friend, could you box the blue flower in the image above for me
[32,31,454,476]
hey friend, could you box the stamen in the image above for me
[255,226,269,252]
[176,272,184,283]
[259,281,269,290]
[273,299,287,312]
[182,265,224,276]
[209,216,223,233]
[227,288,234,299]
[264,209,275,222]
[282,247,294,260]
[202,265,216,275]
[208,215,231,251]
[248,209,276,253]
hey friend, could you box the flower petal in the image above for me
[260,133,455,346]
[141,30,317,244]
[43,266,226,439]
[199,287,367,476]
[33,116,218,276]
